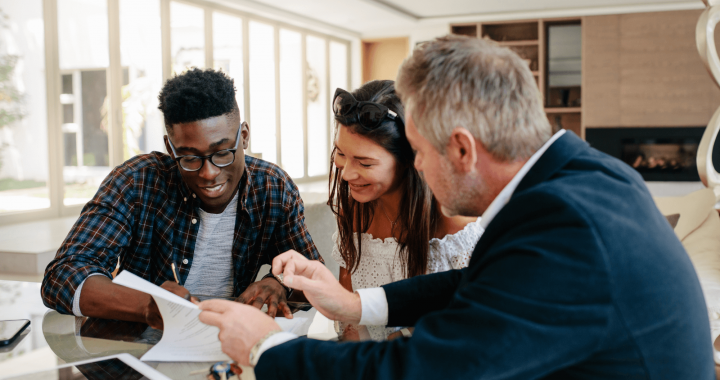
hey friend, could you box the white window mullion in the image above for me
[107,0,124,168]
[274,25,282,169]
[204,7,213,70]
[302,34,308,179]
[43,0,63,218]
[325,38,331,176]
[242,17,251,154]
[72,71,83,167]
[346,42,352,97]
[160,0,171,84]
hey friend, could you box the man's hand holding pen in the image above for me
[144,281,198,330]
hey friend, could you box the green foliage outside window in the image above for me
[0,8,26,174]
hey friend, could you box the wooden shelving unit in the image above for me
[545,107,582,113]
[450,18,583,139]
[498,40,539,47]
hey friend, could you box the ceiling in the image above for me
[377,0,699,18]
[225,0,703,36]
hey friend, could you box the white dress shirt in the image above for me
[254,130,566,364]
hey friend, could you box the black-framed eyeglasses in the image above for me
[167,125,242,172]
[332,88,401,130]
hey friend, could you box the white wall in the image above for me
[355,23,449,85]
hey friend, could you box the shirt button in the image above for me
[192,194,196,198]
[191,218,197,224]
[183,259,189,265]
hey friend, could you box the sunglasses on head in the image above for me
[332,88,401,130]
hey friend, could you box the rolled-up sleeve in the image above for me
[41,169,136,314]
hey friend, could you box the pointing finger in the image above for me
[272,250,308,275]
[283,273,318,291]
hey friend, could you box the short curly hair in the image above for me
[158,68,239,131]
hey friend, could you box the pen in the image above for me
[171,262,192,302]
[171,262,180,284]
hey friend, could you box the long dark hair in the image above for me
[328,80,441,278]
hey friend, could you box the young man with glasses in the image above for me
[42,68,322,330]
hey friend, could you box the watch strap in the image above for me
[248,329,282,367]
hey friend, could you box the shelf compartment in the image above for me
[546,85,581,108]
[451,24,478,37]
[482,22,539,42]
[547,112,581,137]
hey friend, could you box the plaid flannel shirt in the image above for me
[42,153,321,315]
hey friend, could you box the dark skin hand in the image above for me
[236,277,294,319]
[79,276,197,330]
[145,282,199,329]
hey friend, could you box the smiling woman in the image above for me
[328,80,483,341]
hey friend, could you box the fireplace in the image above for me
[584,127,715,182]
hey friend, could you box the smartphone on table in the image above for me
[0,320,30,346]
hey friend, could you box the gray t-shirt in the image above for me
[183,192,237,300]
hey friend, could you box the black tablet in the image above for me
[0,354,172,380]
[0,320,30,347]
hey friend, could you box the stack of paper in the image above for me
[113,271,314,362]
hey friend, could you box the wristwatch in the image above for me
[261,272,293,299]
[249,329,282,367]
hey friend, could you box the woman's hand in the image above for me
[272,250,362,324]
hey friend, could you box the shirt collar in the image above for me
[479,130,566,229]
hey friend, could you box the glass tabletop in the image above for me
[0,279,333,380]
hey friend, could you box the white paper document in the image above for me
[114,271,230,362]
[277,308,315,336]
[113,271,316,362]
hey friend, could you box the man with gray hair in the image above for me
[198,35,714,379]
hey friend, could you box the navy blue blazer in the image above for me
[256,132,714,379]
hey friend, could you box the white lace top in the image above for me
[330,217,484,341]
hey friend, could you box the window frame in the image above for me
[0,0,351,225]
